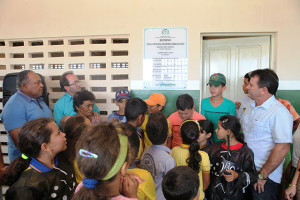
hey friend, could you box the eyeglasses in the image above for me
[68,80,81,86]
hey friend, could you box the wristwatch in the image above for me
[258,172,268,180]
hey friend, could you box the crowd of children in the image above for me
[0,72,298,200]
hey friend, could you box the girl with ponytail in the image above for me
[171,120,211,200]
[2,117,76,200]
[73,123,140,200]
[204,115,257,200]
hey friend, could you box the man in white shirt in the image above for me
[240,69,293,200]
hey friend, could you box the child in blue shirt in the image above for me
[201,73,236,143]
[107,88,131,123]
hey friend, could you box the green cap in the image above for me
[207,73,226,86]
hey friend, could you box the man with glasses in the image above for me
[53,71,100,126]
[1,70,52,161]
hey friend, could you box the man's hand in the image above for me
[253,179,267,193]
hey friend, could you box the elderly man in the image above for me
[240,69,293,200]
[53,71,100,125]
[1,70,52,162]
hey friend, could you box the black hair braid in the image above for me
[187,139,202,173]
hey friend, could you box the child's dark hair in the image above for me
[180,120,202,173]
[125,97,147,122]
[219,115,244,158]
[162,166,200,200]
[146,112,168,145]
[199,120,214,135]
[176,94,194,111]
[1,117,54,186]
[63,115,89,163]
[124,123,140,164]
[244,72,251,82]
[73,123,130,200]
[198,120,214,143]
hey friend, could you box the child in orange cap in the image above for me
[141,93,172,149]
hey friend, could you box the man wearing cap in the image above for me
[53,71,100,126]
[201,73,236,143]
[141,93,172,149]
[107,88,131,123]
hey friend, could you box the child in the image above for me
[125,123,156,200]
[125,97,148,160]
[198,120,214,149]
[141,112,176,200]
[236,72,253,119]
[162,166,200,200]
[201,73,236,143]
[141,93,172,149]
[204,115,257,200]
[168,94,206,148]
[2,117,76,200]
[63,115,91,183]
[107,88,131,123]
[171,120,210,200]
[73,123,139,200]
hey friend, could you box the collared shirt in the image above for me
[237,95,254,119]
[240,95,293,183]
[277,98,300,121]
[140,145,175,200]
[30,157,58,173]
[1,90,52,162]
[53,92,100,125]
[171,144,210,200]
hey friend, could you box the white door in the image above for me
[202,36,271,102]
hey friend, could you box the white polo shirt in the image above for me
[240,95,293,183]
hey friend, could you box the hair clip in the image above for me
[222,118,228,125]
[191,137,195,140]
[79,149,98,159]
[21,153,29,160]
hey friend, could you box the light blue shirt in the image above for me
[240,95,293,183]
[107,111,127,123]
[53,92,100,125]
[1,90,52,162]
[140,145,175,200]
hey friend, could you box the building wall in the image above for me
[0,0,299,80]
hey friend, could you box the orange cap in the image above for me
[144,93,167,106]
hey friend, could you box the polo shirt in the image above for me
[140,145,175,200]
[240,95,293,183]
[1,90,52,162]
[168,111,206,148]
[237,95,253,119]
[171,144,210,200]
[201,97,236,143]
[127,167,156,200]
[53,92,100,125]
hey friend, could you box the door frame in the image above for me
[200,32,277,102]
